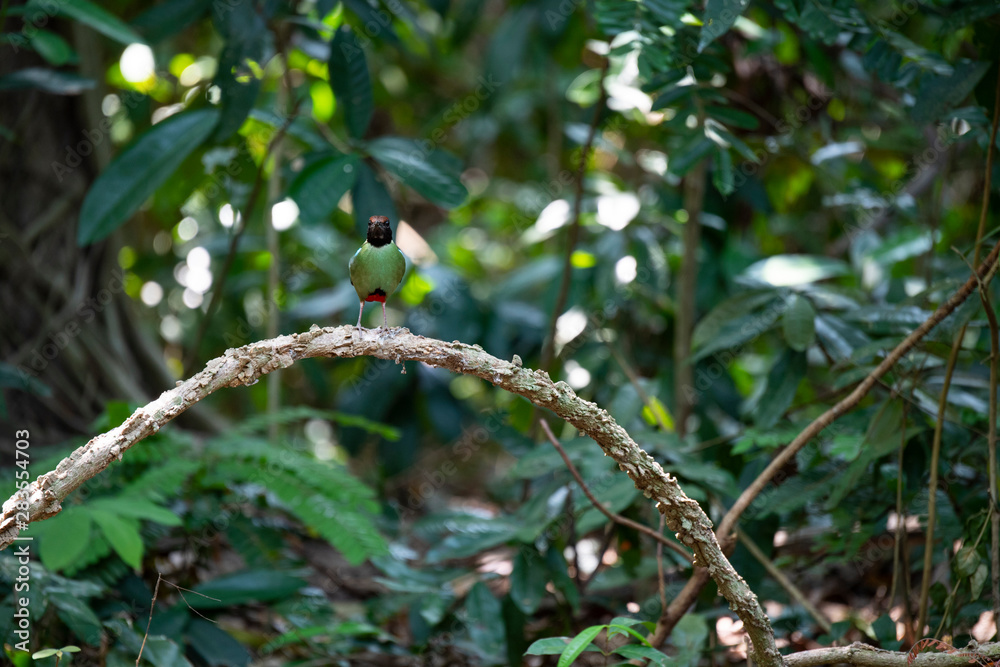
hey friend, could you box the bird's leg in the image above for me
[356,301,365,330]
[380,301,388,331]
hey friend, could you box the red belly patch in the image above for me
[365,293,386,303]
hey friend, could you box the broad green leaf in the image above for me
[132,0,212,43]
[693,291,780,350]
[668,135,715,176]
[190,570,306,608]
[29,30,75,65]
[352,161,399,236]
[699,0,750,52]
[367,137,468,208]
[971,563,988,600]
[754,349,806,428]
[90,498,181,526]
[707,105,760,130]
[185,619,250,666]
[738,254,849,287]
[510,550,548,614]
[464,582,507,660]
[912,59,989,124]
[0,68,94,94]
[31,0,145,45]
[525,637,600,655]
[865,228,939,266]
[782,294,816,352]
[89,508,143,569]
[329,27,374,138]
[615,644,672,665]
[954,545,980,578]
[558,625,606,667]
[210,1,266,141]
[51,596,102,644]
[713,145,734,197]
[288,154,358,225]
[78,108,219,245]
[37,509,92,572]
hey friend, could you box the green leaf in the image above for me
[352,160,399,236]
[31,0,146,45]
[288,154,358,225]
[870,614,900,649]
[525,637,601,655]
[782,294,816,352]
[29,30,75,65]
[190,570,306,608]
[668,135,715,176]
[557,625,606,667]
[713,146,734,196]
[693,291,780,351]
[37,509,93,572]
[329,27,374,138]
[33,649,59,659]
[185,619,250,667]
[510,550,548,614]
[614,644,672,665]
[132,0,212,43]
[464,582,507,660]
[754,349,807,428]
[699,0,750,52]
[90,498,181,526]
[912,59,990,124]
[954,545,981,578]
[89,508,143,569]
[971,562,988,600]
[707,105,760,130]
[210,2,266,141]
[367,137,468,208]
[738,255,850,287]
[50,596,102,644]
[78,109,219,245]
[0,68,94,94]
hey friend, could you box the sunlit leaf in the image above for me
[78,109,219,245]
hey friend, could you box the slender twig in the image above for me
[917,340,959,634]
[890,397,914,643]
[674,154,707,437]
[183,104,301,375]
[540,420,693,562]
[979,276,1000,631]
[976,62,1000,635]
[136,573,163,666]
[540,58,609,371]
[736,527,832,634]
[657,513,668,614]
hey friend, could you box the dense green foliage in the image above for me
[1,0,999,664]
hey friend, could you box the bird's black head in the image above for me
[366,215,393,247]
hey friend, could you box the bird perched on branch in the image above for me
[350,215,406,330]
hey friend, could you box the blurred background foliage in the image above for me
[1,0,1000,664]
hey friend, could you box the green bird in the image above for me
[350,215,406,330]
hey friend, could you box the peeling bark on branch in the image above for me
[0,325,781,667]
[783,642,1000,667]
